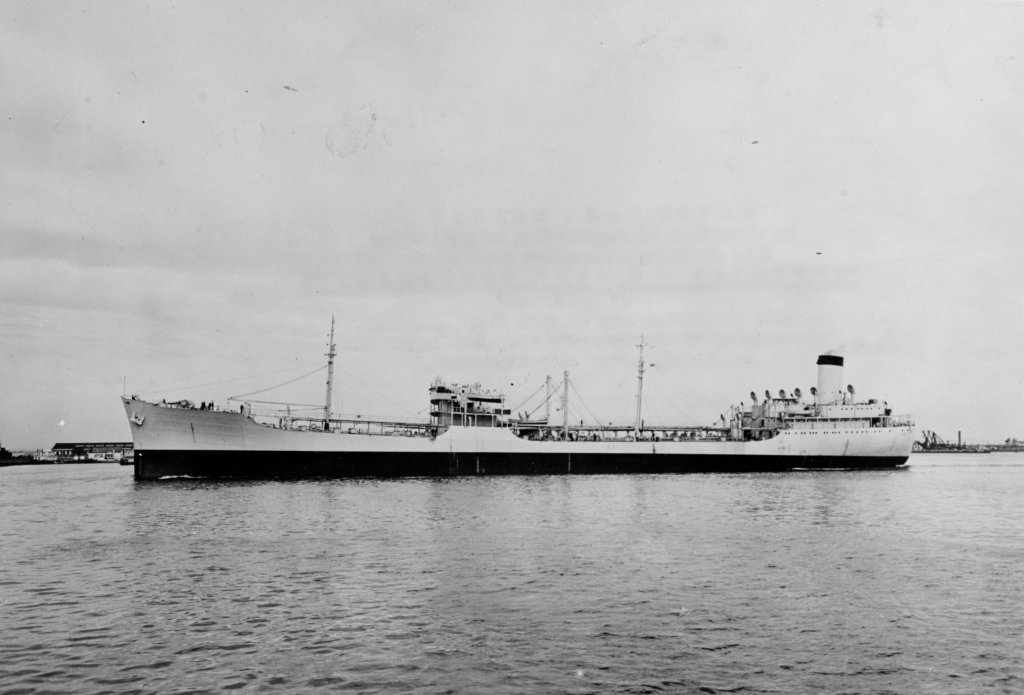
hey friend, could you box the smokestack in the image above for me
[816,354,844,405]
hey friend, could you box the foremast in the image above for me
[634,335,648,438]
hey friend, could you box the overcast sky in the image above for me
[3,1,1023,450]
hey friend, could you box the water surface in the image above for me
[1,455,1022,693]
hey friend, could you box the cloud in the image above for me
[2,1,1024,447]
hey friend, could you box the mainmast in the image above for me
[324,316,337,431]
[562,370,569,439]
[545,374,552,423]
[634,335,647,438]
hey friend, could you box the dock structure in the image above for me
[51,442,133,463]
[914,430,990,453]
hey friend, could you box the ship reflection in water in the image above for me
[0,457,1021,693]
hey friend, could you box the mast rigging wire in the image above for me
[569,380,606,428]
[139,361,325,397]
[141,352,315,394]
[336,365,421,418]
[525,378,564,420]
[509,381,547,413]
[228,365,327,401]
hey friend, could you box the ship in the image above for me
[0,440,36,467]
[122,322,915,480]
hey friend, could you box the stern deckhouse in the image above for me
[731,354,913,442]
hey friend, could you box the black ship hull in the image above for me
[133,449,909,480]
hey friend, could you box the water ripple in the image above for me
[1,460,1023,693]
